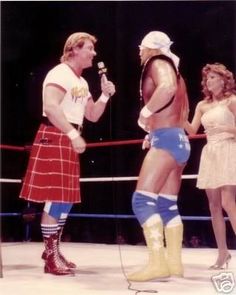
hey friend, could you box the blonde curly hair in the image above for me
[201,63,236,101]
[60,32,97,63]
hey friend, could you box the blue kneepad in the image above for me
[132,191,158,225]
[44,202,73,220]
[156,196,179,226]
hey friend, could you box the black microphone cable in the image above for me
[98,61,158,295]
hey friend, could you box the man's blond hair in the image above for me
[60,32,97,63]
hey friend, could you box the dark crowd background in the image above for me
[1,1,236,249]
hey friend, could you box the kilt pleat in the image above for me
[20,124,81,203]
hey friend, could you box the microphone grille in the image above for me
[97,61,105,69]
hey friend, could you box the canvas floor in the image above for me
[0,242,236,295]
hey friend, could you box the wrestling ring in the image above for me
[0,134,235,295]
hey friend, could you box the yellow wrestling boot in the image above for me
[127,221,170,282]
[164,223,184,277]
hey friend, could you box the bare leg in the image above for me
[136,148,178,192]
[133,148,186,278]
[159,164,185,195]
[221,185,236,234]
[0,242,3,278]
[206,189,229,267]
[41,211,57,225]
[128,148,179,281]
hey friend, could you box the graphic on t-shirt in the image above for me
[71,86,89,103]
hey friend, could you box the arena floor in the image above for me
[0,242,236,295]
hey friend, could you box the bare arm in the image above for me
[138,59,177,130]
[85,75,115,122]
[43,85,76,134]
[228,95,236,136]
[229,95,236,115]
[184,101,203,135]
[43,85,86,153]
[145,60,177,113]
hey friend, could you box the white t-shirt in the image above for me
[42,63,91,125]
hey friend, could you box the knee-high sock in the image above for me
[41,224,58,239]
[42,202,72,241]
[57,213,68,233]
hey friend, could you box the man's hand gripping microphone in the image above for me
[97,61,115,99]
[97,61,108,82]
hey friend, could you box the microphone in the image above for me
[97,61,108,82]
[97,61,112,98]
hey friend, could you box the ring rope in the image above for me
[0,135,208,237]
[0,132,206,286]
[0,212,229,221]
[0,133,206,152]
[0,174,198,184]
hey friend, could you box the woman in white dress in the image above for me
[185,63,236,269]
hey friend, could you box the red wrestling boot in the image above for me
[41,229,77,269]
[57,228,77,269]
[43,233,74,275]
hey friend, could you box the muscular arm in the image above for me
[85,74,115,122]
[138,59,178,130]
[84,97,108,122]
[43,84,86,153]
[145,59,177,113]
[43,85,78,134]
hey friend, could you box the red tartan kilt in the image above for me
[20,124,81,203]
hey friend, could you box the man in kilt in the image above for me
[20,32,116,275]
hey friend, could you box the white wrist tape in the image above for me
[66,129,80,140]
[99,93,110,103]
[144,134,150,141]
[138,119,146,130]
[140,105,153,118]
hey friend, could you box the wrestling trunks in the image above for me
[150,127,190,164]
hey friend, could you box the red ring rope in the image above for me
[0,134,206,152]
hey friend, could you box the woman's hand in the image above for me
[205,124,228,135]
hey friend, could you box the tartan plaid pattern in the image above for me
[20,124,81,203]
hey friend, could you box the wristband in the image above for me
[140,105,153,118]
[144,134,150,141]
[138,119,146,130]
[66,129,80,140]
[99,93,110,103]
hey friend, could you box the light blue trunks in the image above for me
[149,127,191,165]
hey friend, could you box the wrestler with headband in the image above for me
[19,32,115,275]
[128,31,190,281]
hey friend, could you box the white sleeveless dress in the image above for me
[197,101,236,189]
